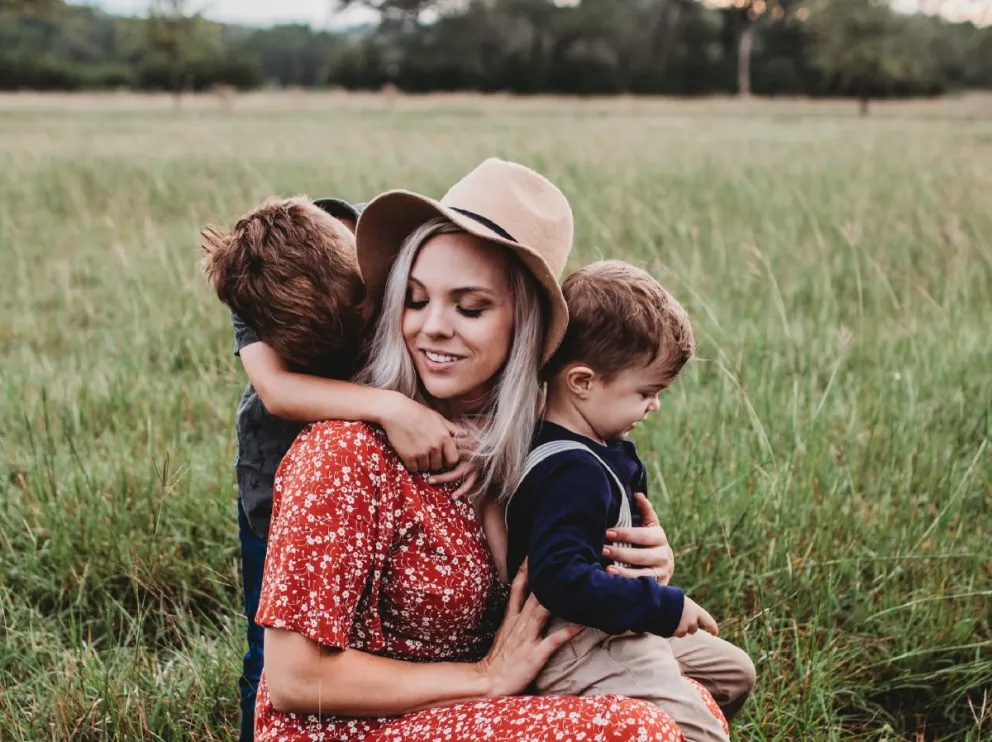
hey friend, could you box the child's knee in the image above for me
[700,642,754,725]
[726,645,756,700]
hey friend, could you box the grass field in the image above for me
[0,92,990,741]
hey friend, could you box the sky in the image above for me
[66,0,989,29]
[66,0,378,29]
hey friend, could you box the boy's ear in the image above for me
[564,365,598,398]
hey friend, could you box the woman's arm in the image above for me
[264,564,581,717]
[478,495,509,582]
[264,630,492,716]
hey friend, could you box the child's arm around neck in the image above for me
[239,341,459,472]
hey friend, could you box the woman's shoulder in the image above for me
[283,420,396,469]
[269,421,401,536]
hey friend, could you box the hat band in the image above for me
[450,207,518,243]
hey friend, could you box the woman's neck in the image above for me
[432,386,491,419]
[437,399,485,418]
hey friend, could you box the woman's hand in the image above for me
[603,492,676,584]
[475,561,582,697]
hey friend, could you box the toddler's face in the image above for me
[584,360,673,442]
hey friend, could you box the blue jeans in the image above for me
[238,499,267,742]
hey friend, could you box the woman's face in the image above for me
[403,232,515,415]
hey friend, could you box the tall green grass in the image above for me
[1,96,989,741]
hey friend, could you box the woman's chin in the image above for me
[417,367,474,400]
[421,383,457,401]
[420,380,491,415]
[418,375,464,400]
[426,385,483,406]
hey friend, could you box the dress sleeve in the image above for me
[255,422,395,651]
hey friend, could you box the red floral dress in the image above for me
[254,421,727,742]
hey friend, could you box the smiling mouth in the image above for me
[421,349,465,367]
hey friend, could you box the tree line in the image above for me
[1,0,990,108]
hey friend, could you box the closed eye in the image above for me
[457,306,485,318]
[406,298,428,310]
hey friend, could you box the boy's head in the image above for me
[546,260,695,441]
[200,196,368,371]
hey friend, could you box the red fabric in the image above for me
[254,420,723,742]
[687,678,731,736]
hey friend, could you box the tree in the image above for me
[332,0,440,27]
[146,0,203,104]
[237,25,343,87]
[1,0,990,96]
[0,0,61,11]
[708,0,794,97]
[807,0,940,115]
[913,0,992,26]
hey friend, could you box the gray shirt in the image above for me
[233,312,365,539]
[232,313,311,539]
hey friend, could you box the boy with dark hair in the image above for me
[506,260,755,742]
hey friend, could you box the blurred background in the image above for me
[1,0,990,112]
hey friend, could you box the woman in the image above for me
[253,159,724,741]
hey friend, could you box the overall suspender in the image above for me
[508,440,633,567]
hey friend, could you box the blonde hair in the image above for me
[357,217,546,504]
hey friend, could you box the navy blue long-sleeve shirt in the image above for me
[506,421,685,638]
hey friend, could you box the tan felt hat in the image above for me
[356,158,573,365]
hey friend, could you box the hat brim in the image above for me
[356,189,568,366]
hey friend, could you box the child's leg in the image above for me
[237,498,267,742]
[668,632,756,722]
[535,624,729,742]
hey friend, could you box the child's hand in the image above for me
[380,392,459,473]
[430,459,482,500]
[674,597,719,638]
[428,421,482,500]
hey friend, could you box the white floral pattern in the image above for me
[254,420,726,742]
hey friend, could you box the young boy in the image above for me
[200,196,467,742]
[505,261,755,742]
